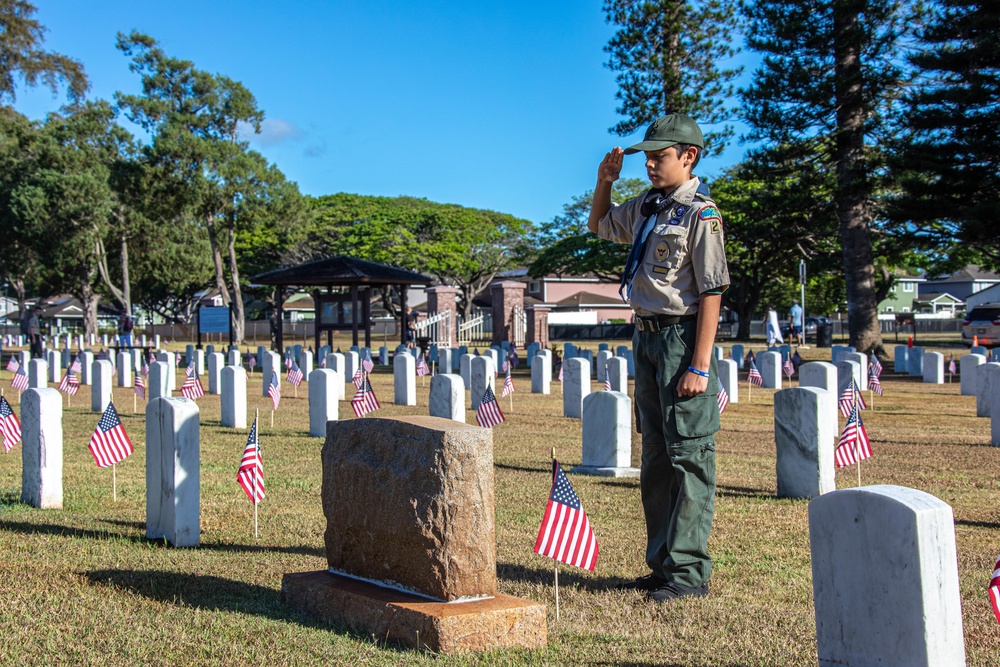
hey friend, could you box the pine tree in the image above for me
[892,0,1000,270]
[740,0,915,354]
[603,0,741,153]
[0,0,87,104]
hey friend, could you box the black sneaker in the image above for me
[647,581,709,603]
[616,573,666,591]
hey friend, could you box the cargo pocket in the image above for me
[673,393,720,439]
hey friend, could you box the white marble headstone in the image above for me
[393,353,416,406]
[145,397,201,548]
[429,373,465,423]
[221,365,247,429]
[960,354,986,396]
[774,387,836,499]
[758,351,782,389]
[563,357,591,418]
[308,369,339,437]
[470,356,496,410]
[531,354,551,395]
[21,388,62,509]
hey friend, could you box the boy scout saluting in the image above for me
[587,113,729,602]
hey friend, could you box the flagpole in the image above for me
[271,409,274,428]
[113,462,117,502]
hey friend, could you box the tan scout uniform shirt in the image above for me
[597,176,730,316]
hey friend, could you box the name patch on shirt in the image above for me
[652,266,670,275]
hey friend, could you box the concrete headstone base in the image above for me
[569,465,640,478]
[281,570,547,655]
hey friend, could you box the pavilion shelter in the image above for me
[250,256,433,354]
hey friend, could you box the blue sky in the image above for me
[15,1,751,224]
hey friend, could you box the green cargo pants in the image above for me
[633,319,719,588]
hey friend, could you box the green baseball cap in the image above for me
[623,113,704,155]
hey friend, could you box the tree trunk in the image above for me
[833,1,884,355]
[226,224,245,343]
[120,231,131,313]
[205,212,232,309]
[79,280,99,337]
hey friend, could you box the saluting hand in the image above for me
[598,147,624,184]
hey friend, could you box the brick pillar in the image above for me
[425,285,460,347]
[526,305,550,349]
[490,281,526,346]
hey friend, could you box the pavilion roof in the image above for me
[250,255,433,287]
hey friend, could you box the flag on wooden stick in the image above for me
[476,386,505,428]
[286,361,304,387]
[747,361,763,387]
[989,554,1000,625]
[351,377,380,417]
[834,405,872,468]
[180,365,205,400]
[88,403,134,468]
[58,371,79,396]
[0,396,21,453]
[237,417,265,505]
[533,459,599,571]
[11,364,28,391]
[267,371,281,410]
[717,378,729,415]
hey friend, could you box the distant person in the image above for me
[118,310,134,348]
[789,300,804,346]
[765,305,784,346]
[405,307,418,347]
[28,305,43,357]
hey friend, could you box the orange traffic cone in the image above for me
[973,335,979,347]
[907,334,913,348]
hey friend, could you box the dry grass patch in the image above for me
[1,340,999,665]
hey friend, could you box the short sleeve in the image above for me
[596,195,644,244]
[688,203,730,294]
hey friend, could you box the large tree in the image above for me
[740,0,916,354]
[306,194,532,318]
[603,0,741,152]
[115,32,306,340]
[0,0,87,104]
[890,0,1000,271]
[0,107,44,314]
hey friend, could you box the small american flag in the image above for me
[510,349,520,368]
[989,554,1000,625]
[869,352,883,378]
[267,371,281,410]
[286,361,304,387]
[58,371,79,396]
[603,377,612,391]
[0,396,21,453]
[557,363,564,382]
[248,355,257,370]
[285,356,293,370]
[869,367,882,396]
[134,371,146,399]
[834,404,872,468]
[180,365,204,399]
[416,356,430,377]
[352,367,364,388]
[782,357,795,378]
[6,357,19,372]
[476,385,505,428]
[351,377,380,417]
[717,378,729,415]
[838,378,866,417]
[533,459,599,571]
[319,355,326,368]
[11,364,28,391]
[502,366,515,397]
[71,356,82,373]
[949,357,957,375]
[748,361,763,386]
[362,350,374,373]
[88,403,134,468]
[237,417,265,504]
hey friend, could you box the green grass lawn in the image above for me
[1,340,998,666]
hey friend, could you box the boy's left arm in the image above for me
[677,293,722,397]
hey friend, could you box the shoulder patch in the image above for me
[698,206,723,235]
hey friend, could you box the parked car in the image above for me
[962,304,1000,347]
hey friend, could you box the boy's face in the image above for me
[643,145,696,190]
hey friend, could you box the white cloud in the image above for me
[238,118,301,146]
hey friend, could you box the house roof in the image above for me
[913,292,964,304]
[928,265,1000,283]
[250,255,433,287]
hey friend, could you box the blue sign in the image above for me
[198,307,230,334]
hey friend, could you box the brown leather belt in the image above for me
[633,313,697,333]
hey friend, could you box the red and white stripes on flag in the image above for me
[88,403,134,468]
[286,361,304,387]
[70,356,82,374]
[267,371,281,410]
[58,371,79,396]
[838,377,867,417]
[416,356,430,377]
[351,378,380,417]
[352,368,364,389]
[717,378,729,415]
[237,417,265,504]
[6,357,19,372]
[533,459,599,571]
[502,367,516,397]
[0,396,21,453]
[869,368,883,396]
[869,352,883,378]
[134,371,145,399]
[989,554,1000,625]
[361,352,374,374]
[558,363,564,382]
[603,376,612,391]
[748,361,763,386]
[180,365,205,399]
[11,365,28,390]
[834,405,872,468]
[476,385,505,428]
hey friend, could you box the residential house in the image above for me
[877,272,925,314]
[919,265,1000,302]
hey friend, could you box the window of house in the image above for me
[884,306,894,313]
[528,281,540,293]
[902,307,910,313]
[902,282,914,292]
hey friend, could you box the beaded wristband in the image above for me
[687,366,710,378]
